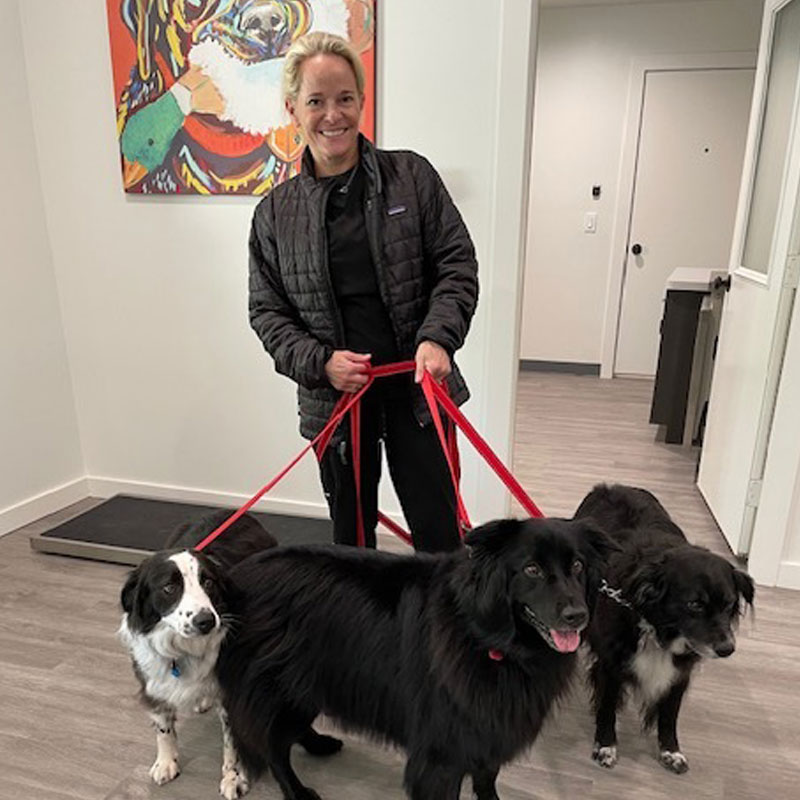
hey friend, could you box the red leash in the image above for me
[196,361,541,551]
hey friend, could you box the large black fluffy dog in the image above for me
[574,484,755,774]
[216,517,617,800]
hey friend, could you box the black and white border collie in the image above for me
[119,510,343,798]
[574,484,755,774]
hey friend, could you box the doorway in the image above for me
[614,66,755,376]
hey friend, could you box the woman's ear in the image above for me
[285,97,298,126]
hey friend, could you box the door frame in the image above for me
[599,52,757,379]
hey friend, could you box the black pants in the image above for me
[318,384,461,553]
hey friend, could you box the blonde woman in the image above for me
[249,33,479,553]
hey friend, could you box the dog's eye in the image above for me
[571,560,583,575]
[687,600,705,614]
[163,583,177,595]
[202,578,214,591]
[524,563,543,578]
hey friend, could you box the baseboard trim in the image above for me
[777,560,800,590]
[86,476,331,520]
[0,478,90,537]
[520,359,600,376]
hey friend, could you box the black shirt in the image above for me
[324,164,398,367]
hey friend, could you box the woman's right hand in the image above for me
[325,350,371,393]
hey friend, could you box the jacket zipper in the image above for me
[320,182,346,348]
[365,192,403,356]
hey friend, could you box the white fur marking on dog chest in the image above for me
[630,622,681,703]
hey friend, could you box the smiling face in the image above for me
[507,521,591,653]
[285,52,364,176]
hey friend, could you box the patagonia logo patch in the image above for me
[387,205,407,216]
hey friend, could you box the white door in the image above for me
[698,0,800,556]
[615,68,754,376]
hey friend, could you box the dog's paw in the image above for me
[592,743,618,769]
[194,695,214,714]
[659,750,689,774]
[150,757,180,784]
[298,729,344,757]
[220,766,250,799]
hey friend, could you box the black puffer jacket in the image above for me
[249,136,479,440]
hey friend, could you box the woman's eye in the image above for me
[524,563,542,578]
[572,560,584,575]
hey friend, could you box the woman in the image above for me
[249,32,478,553]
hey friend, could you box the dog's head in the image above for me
[121,549,229,639]
[461,517,619,654]
[627,546,755,658]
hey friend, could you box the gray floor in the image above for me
[1,372,798,799]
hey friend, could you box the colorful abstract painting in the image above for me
[106,1,375,194]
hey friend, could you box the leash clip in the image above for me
[598,579,634,610]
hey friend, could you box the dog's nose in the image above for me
[560,606,588,630]
[714,639,735,658]
[192,609,216,635]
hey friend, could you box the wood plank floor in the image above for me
[1,372,798,799]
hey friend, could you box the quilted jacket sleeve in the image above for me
[414,156,479,354]
[248,196,332,389]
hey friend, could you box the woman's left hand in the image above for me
[415,340,452,383]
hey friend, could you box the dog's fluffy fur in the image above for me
[216,517,617,800]
[119,510,340,798]
[574,484,755,774]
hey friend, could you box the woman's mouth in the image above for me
[319,129,348,138]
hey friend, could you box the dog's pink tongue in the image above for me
[551,630,581,653]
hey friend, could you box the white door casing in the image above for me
[698,0,800,558]
[614,68,754,376]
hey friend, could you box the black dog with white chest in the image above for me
[216,516,618,800]
[574,484,755,774]
[119,510,340,799]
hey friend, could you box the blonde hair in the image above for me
[282,32,365,104]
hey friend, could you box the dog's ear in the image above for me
[464,518,520,555]
[120,566,141,614]
[461,520,518,649]
[576,518,622,563]
[121,562,161,633]
[733,568,755,611]
[627,559,668,611]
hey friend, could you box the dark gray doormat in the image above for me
[29,494,332,566]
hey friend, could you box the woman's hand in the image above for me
[325,350,371,392]
[415,341,451,384]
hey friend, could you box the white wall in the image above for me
[520,0,763,365]
[10,0,536,529]
[0,0,85,534]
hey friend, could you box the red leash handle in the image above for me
[196,361,542,551]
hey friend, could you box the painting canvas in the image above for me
[106,1,376,195]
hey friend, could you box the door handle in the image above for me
[630,243,643,255]
[713,275,732,292]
